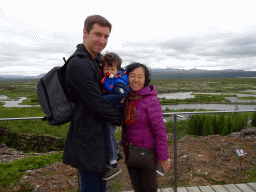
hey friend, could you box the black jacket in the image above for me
[63,44,123,172]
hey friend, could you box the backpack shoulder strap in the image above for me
[59,51,87,101]
[63,51,87,66]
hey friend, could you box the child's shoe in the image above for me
[102,163,122,180]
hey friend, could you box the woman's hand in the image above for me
[158,159,171,172]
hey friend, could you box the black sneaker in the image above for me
[117,152,123,161]
[102,163,122,180]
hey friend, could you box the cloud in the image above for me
[222,34,256,56]
[159,39,195,52]
[195,33,256,58]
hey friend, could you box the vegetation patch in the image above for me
[111,181,122,192]
[188,113,248,136]
[0,153,63,190]
[164,112,256,138]
[244,169,256,182]
[159,94,234,105]
[19,95,39,105]
[237,96,256,100]
[0,107,70,141]
[152,78,256,94]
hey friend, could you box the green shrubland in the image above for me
[0,153,63,190]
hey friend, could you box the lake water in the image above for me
[0,96,40,107]
[1,93,256,110]
[158,92,256,111]
[158,92,256,103]
[161,104,256,111]
[158,92,195,99]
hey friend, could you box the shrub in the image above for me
[251,112,256,127]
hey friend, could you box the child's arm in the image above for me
[104,82,130,108]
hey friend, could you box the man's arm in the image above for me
[104,82,130,108]
[66,57,123,125]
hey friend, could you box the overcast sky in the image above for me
[1,0,256,76]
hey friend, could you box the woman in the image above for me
[122,62,170,192]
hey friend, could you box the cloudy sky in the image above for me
[1,0,256,76]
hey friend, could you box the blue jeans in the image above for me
[105,121,118,162]
[79,169,106,192]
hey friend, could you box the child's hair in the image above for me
[102,52,122,71]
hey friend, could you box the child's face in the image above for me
[103,63,119,76]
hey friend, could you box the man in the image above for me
[63,15,123,192]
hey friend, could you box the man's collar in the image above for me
[77,44,101,64]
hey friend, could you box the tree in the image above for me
[251,112,256,127]
[211,115,218,134]
[202,116,214,136]
[217,114,225,135]
[225,115,233,134]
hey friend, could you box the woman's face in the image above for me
[128,67,145,92]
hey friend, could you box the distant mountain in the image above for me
[151,69,256,79]
[0,73,47,79]
[36,73,46,78]
[0,75,41,79]
[1,69,256,79]
[152,68,181,71]
[0,75,28,78]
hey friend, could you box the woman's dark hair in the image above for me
[126,62,151,86]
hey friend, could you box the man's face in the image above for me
[83,23,110,58]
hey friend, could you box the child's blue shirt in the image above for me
[101,69,130,108]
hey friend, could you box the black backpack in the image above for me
[37,52,85,125]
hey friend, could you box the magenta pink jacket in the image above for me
[122,85,169,160]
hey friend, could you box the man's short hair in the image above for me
[102,52,122,71]
[84,15,112,34]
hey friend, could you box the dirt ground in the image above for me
[1,128,256,192]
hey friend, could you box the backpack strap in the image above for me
[59,51,87,102]
[63,51,86,67]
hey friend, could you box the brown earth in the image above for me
[1,128,256,192]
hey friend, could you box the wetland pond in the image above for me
[158,92,256,111]
[1,92,256,110]
[0,96,39,107]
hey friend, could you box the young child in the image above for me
[101,52,129,180]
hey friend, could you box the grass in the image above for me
[164,119,190,139]
[238,96,256,100]
[163,108,219,113]
[151,78,256,94]
[114,127,122,141]
[0,83,37,98]
[244,169,256,182]
[0,153,63,190]
[112,181,122,192]
[0,107,70,140]
[218,180,226,185]
[159,94,236,105]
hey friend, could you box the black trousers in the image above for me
[127,164,157,192]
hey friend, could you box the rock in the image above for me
[240,127,256,137]
[229,132,240,138]
[17,133,64,152]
